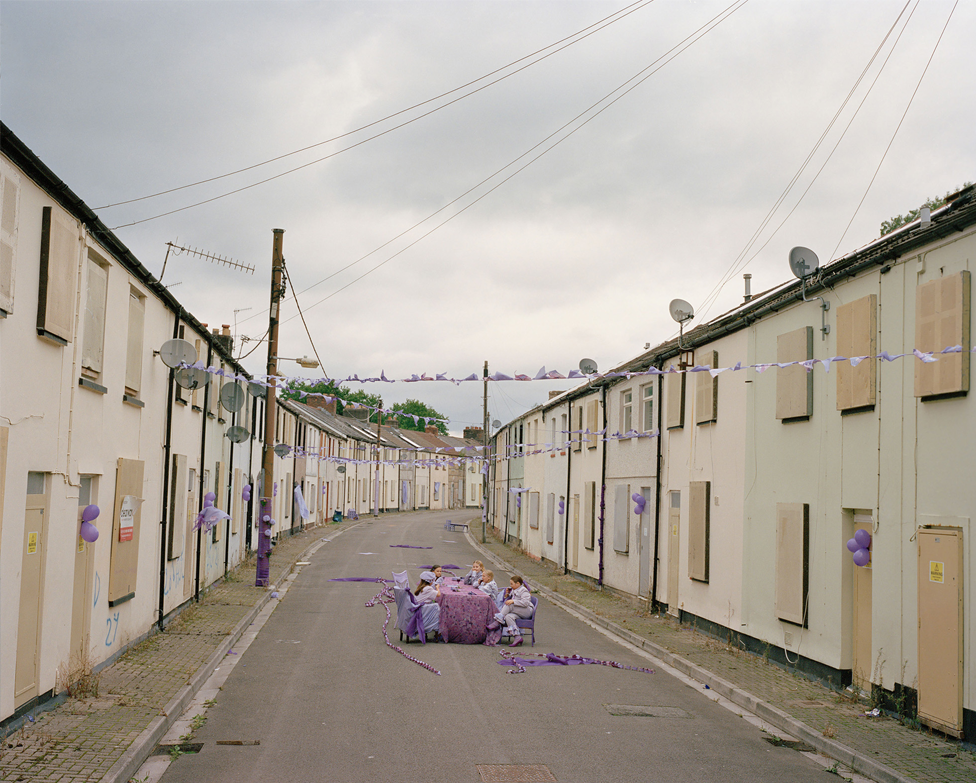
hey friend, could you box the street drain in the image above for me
[604,704,692,718]
[477,764,557,782]
[153,742,204,755]
[763,737,816,752]
[216,740,260,746]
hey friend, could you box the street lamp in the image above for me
[275,356,319,369]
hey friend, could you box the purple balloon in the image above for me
[204,491,216,502]
[854,528,871,549]
[846,538,859,553]
[81,504,100,523]
[80,521,99,543]
[853,548,870,567]
[631,493,642,503]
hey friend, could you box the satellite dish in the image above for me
[668,299,695,324]
[175,367,210,390]
[247,380,267,399]
[225,425,250,443]
[579,358,598,375]
[788,246,819,280]
[337,465,346,474]
[491,419,502,429]
[273,444,291,458]
[220,382,247,412]
[157,338,197,368]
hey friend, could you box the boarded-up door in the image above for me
[917,528,964,736]
[667,491,680,617]
[109,458,145,606]
[16,478,47,708]
[852,512,873,690]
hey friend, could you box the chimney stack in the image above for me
[463,426,483,440]
[743,273,752,303]
[425,425,440,436]
[306,396,338,414]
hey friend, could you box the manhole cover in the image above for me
[153,742,204,755]
[605,704,692,718]
[477,764,557,782]
[763,737,816,752]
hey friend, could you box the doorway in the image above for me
[667,490,680,617]
[851,512,873,691]
[638,486,652,598]
[16,472,49,709]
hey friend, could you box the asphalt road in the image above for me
[158,510,835,783]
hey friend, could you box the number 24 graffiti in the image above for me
[105,612,120,646]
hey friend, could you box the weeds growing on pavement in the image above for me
[822,722,836,738]
[55,639,101,699]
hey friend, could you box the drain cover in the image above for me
[763,737,816,752]
[153,742,204,755]
[477,764,557,782]
[216,740,260,746]
[604,704,692,718]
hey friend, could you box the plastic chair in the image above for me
[500,595,538,646]
[393,587,439,643]
[392,570,410,590]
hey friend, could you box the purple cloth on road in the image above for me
[390,545,433,549]
[329,577,391,582]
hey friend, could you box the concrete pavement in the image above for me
[2,509,974,783]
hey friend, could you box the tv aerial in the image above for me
[788,246,830,340]
[159,240,255,284]
[668,298,695,351]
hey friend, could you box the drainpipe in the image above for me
[195,340,213,601]
[564,402,573,575]
[223,404,235,577]
[650,367,664,608]
[598,384,607,587]
[157,310,181,629]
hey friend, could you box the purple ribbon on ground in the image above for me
[390,545,433,549]
[497,650,655,675]
[329,577,392,582]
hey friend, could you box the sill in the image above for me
[192,405,202,412]
[207,412,216,419]
[779,415,811,424]
[919,390,968,403]
[840,404,875,416]
[123,394,145,408]
[79,377,108,395]
[696,419,717,426]
[0,308,8,319]
[175,398,188,406]
[109,591,135,608]
[37,328,68,346]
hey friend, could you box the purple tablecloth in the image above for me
[436,583,494,644]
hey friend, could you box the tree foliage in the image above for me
[879,183,971,237]
[280,380,383,421]
[390,399,448,435]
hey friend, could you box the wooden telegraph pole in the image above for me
[256,229,285,587]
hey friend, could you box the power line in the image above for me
[99,1,654,225]
[281,258,327,379]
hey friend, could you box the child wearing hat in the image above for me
[414,571,440,604]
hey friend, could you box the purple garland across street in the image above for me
[497,649,655,676]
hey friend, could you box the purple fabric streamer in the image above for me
[329,577,392,583]
[390,545,433,549]
[497,650,655,676]
[363,582,440,676]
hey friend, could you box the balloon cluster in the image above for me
[80,504,100,543]
[846,529,872,567]
[262,513,276,537]
[632,492,646,515]
[195,492,231,531]
[242,484,251,503]
[557,498,565,516]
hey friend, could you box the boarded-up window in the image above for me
[213,461,227,541]
[776,327,813,421]
[688,481,710,582]
[583,481,596,549]
[529,492,540,529]
[37,207,79,344]
[125,289,145,394]
[915,271,971,399]
[775,502,809,625]
[546,493,555,544]
[109,458,145,606]
[696,350,718,425]
[168,454,187,560]
[81,256,108,373]
[666,365,685,429]
[0,162,21,316]
[572,406,583,452]
[836,294,877,411]
[586,399,600,448]
[613,483,630,554]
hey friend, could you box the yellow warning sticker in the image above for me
[930,561,944,583]
[27,531,38,554]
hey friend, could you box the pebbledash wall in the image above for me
[488,185,975,738]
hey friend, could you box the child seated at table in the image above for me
[430,564,445,584]
[487,575,532,647]
[477,569,498,602]
[414,571,440,604]
[463,560,484,585]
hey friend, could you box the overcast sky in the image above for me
[3,0,973,434]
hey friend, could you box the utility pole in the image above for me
[482,360,488,543]
[256,229,285,587]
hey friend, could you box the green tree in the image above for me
[390,399,448,435]
[280,379,383,421]
[879,183,971,237]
